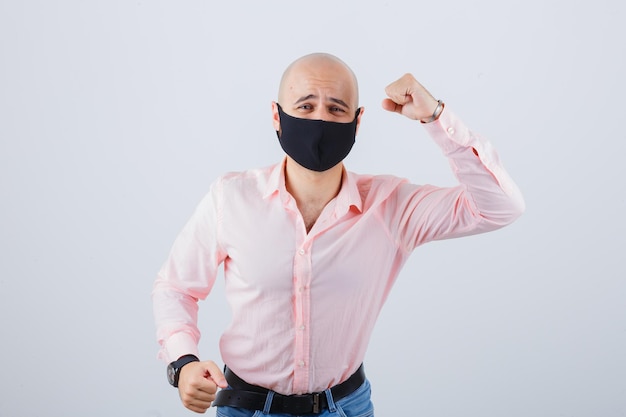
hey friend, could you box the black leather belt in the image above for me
[213,364,366,415]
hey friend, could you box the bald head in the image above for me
[277,53,359,109]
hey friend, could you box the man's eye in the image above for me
[330,106,345,113]
[298,104,312,110]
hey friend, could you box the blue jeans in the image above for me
[215,379,374,417]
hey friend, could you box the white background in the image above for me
[1,1,624,416]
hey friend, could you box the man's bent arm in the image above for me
[152,180,226,363]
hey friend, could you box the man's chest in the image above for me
[219,202,400,293]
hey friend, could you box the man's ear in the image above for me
[355,106,365,136]
[271,101,281,132]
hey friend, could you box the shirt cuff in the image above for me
[421,106,473,152]
[158,331,200,363]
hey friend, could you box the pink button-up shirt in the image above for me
[152,108,525,395]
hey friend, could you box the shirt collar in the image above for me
[336,167,363,215]
[262,158,287,201]
[263,158,363,214]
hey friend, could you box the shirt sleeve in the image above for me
[152,179,227,363]
[391,106,526,251]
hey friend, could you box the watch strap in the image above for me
[168,354,200,387]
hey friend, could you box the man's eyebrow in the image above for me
[293,95,349,109]
[294,94,316,104]
[329,97,349,108]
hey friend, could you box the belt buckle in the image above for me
[312,392,321,414]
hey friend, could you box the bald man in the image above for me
[153,53,525,415]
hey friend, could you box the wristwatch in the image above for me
[167,354,199,387]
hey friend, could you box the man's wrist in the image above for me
[167,354,200,387]
[420,100,444,123]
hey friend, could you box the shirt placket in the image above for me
[292,235,312,394]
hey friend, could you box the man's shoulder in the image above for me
[216,163,277,184]
[349,170,408,189]
[347,171,410,204]
[210,163,279,199]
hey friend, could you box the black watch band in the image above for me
[167,354,199,387]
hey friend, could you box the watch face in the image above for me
[167,363,176,386]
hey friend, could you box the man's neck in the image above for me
[284,158,343,230]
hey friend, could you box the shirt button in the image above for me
[299,325,306,330]
[299,249,305,255]
[298,360,305,367]
[447,127,455,135]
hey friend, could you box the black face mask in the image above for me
[276,104,361,172]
